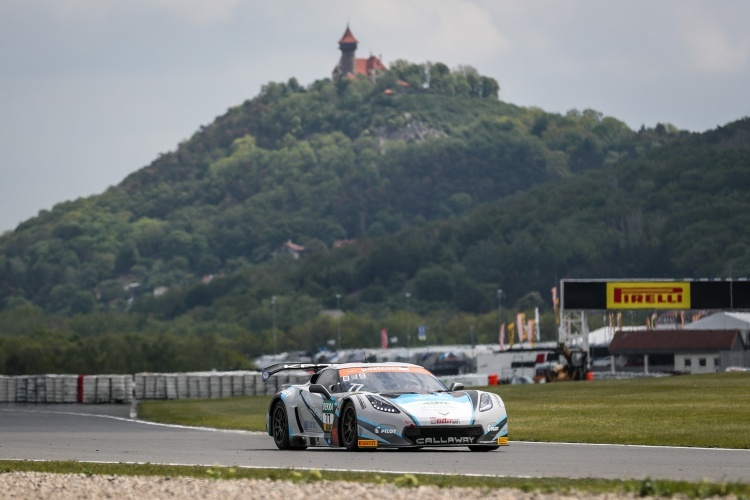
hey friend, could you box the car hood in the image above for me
[383,392,475,426]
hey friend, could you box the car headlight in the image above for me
[366,395,401,413]
[479,393,493,412]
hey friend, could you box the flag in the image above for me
[508,322,515,347]
[499,323,506,350]
[381,328,388,349]
[551,286,558,311]
[534,307,541,343]
[551,286,560,325]
[526,319,535,345]
[516,313,525,342]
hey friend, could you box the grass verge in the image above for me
[500,372,750,449]
[0,460,749,498]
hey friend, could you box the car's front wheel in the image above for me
[271,402,292,450]
[340,402,360,451]
[271,402,307,450]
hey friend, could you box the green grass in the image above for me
[139,372,750,449]
[138,396,272,431]
[0,460,749,498]
[495,372,750,449]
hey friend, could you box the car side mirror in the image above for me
[449,382,464,391]
[309,383,332,399]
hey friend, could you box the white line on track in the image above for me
[0,407,266,434]
[3,408,747,453]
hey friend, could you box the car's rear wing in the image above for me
[261,363,331,382]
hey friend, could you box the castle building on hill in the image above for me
[332,25,386,81]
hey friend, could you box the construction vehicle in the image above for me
[537,342,589,382]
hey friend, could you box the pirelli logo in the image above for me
[497,437,509,446]
[358,439,378,448]
[607,282,690,310]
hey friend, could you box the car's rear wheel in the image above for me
[469,445,500,452]
[340,402,360,451]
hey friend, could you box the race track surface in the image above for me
[1,404,748,483]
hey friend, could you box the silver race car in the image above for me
[263,362,508,451]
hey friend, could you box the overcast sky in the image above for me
[1,1,748,233]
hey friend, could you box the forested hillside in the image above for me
[2,61,747,375]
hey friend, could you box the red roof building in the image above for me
[333,26,386,81]
[607,329,747,374]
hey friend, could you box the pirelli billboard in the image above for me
[561,279,750,311]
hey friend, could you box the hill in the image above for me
[2,61,748,374]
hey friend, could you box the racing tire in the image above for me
[340,402,360,451]
[271,402,292,450]
[270,402,307,450]
[469,445,500,452]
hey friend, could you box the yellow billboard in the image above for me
[606,282,691,310]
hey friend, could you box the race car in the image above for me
[263,361,508,451]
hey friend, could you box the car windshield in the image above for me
[339,368,447,393]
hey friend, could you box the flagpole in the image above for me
[497,289,503,349]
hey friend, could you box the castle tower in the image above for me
[336,25,358,78]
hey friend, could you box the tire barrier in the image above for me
[0,374,133,404]
[132,371,311,400]
[0,370,492,404]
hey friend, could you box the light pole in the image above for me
[271,295,277,355]
[497,289,503,346]
[336,293,342,350]
[405,292,411,350]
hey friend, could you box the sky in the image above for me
[1,1,748,234]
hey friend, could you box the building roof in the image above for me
[684,311,750,330]
[339,26,358,44]
[608,329,744,354]
[587,325,646,346]
[283,240,305,253]
[353,55,386,76]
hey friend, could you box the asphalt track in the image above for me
[1,404,748,483]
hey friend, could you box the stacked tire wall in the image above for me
[0,371,311,403]
[0,375,133,404]
[133,371,310,400]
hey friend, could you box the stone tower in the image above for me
[336,25,358,78]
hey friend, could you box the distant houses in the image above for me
[273,239,306,260]
[599,312,750,374]
[608,329,747,374]
[271,238,356,260]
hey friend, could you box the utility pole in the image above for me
[271,295,277,355]
[405,292,412,351]
[336,293,342,350]
[497,288,503,345]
